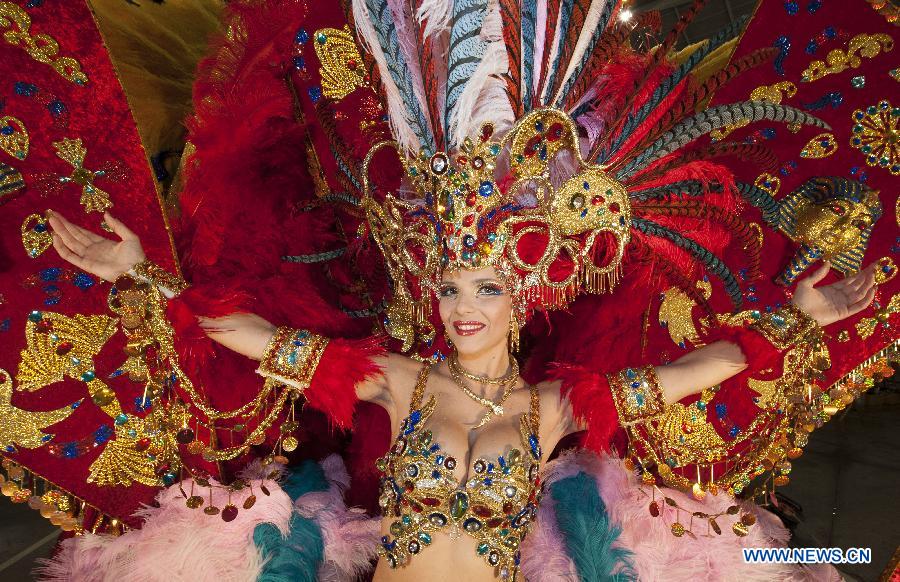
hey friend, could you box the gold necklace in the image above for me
[448,352,519,385]
[448,354,518,428]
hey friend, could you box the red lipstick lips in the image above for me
[453,320,486,336]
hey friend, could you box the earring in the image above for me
[509,316,520,353]
[443,328,454,348]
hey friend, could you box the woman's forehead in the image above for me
[440,266,500,283]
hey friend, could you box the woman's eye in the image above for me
[439,287,457,297]
[478,284,504,296]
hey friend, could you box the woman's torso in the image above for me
[372,360,566,582]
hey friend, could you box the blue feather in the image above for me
[521,0,538,109]
[550,472,636,581]
[445,0,490,136]
[253,461,331,582]
[541,0,575,106]
[555,0,617,107]
[607,16,748,156]
[365,0,435,153]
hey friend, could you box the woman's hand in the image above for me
[48,210,146,282]
[791,261,877,327]
[198,313,277,361]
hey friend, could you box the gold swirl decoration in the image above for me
[0,115,28,160]
[0,369,77,451]
[801,33,894,83]
[313,26,367,100]
[849,100,899,176]
[0,161,24,200]
[21,213,52,259]
[0,2,88,85]
[800,133,837,159]
[51,138,115,213]
[658,280,712,348]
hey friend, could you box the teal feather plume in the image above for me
[445,0,490,136]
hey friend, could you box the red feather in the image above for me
[535,0,563,105]
[547,0,591,100]
[306,337,386,429]
[499,0,523,117]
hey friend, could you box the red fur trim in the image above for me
[306,337,386,429]
[552,365,620,454]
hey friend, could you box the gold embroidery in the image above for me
[849,100,899,175]
[658,280,712,348]
[749,304,820,350]
[0,2,88,85]
[21,213,52,259]
[609,366,666,425]
[874,257,897,284]
[711,82,797,140]
[313,26,367,100]
[658,402,730,462]
[15,311,121,417]
[52,138,114,213]
[0,368,76,451]
[856,293,899,338]
[132,259,189,296]
[257,327,329,388]
[801,33,894,83]
[0,161,24,199]
[0,116,28,159]
[800,133,837,159]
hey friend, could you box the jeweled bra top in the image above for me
[376,364,542,580]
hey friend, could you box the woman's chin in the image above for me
[450,337,505,357]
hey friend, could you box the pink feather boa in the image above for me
[520,451,842,582]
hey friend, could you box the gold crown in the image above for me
[361,109,632,350]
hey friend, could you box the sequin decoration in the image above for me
[0,3,88,85]
[39,138,124,212]
[800,133,837,158]
[658,402,730,464]
[801,33,894,82]
[312,25,367,100]
[850,100,899,175]
[856,294,898,338]
[658,280,712,349]
[14,82,69,128]
[0,162,24,200]
[20,213,51,258]
[0,368,76,452]
[0,115,28,159]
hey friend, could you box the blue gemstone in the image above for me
[478,181,493,197]
[432,470,441,479]
[582,181,590,190]
[498,456,506,468]
[293,56,305,70]
[483,478,493,486]
[296,29,309,44]
[41,434,52,442]
[308,86,322,103]
[715,403,727,419]
[729,426,740,438]
[625,368,637,379]
[436,455,445,465]
[34,223,47,233]
[28,311,42,322]
[487,463,494,473]
[635,393,645,406]
[0,126,13,135]
[63,443,78,458]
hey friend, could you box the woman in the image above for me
[46,203,875,580]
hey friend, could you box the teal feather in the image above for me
[550,472,636,581]
[253,461,331,582]
[542,0,575,105]
[555,0,617,107]
[365,0,435,152]
[445,0,490,136]
[521,0,538,109]
[607,16,748,155]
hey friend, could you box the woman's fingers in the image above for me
[49,217,89,255]
[104,212,137,241]
[52,234,89,271]
[846,285,876,317]
[803,261,831,286]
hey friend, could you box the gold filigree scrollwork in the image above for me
[0,368,77,451]
[800,133,837,159]
[801,33,894,83]
[21,213,52,258]
[50,138,115,213]
[658,280,712,348]
[0,116,28,160]
[849,100,899,176]
[313,25,367,100]
[0,2,88,85]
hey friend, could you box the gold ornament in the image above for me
[802,33,894,83]
[51,138,114,213]
[0,3,88,85]
[313,26,367,100]
[873,257,897,284]
[658,280,712,348]
[800,133,837,159]
[0,162,25,199]
[0,116,28,160]
[21,213,52,258]
[448,353,518,428]
[0,369,77,451]
[856,294,899,339]
[849,100,899,175]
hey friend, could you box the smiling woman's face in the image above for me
[438,266,513,358]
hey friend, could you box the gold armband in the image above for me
[749,303,820,351]
[257,327,329,389]
[132,259,189,297]
[608,365,666,426]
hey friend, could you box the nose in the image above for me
[454,291,476,315]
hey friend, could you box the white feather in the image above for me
[449,0,515,147]
[552,0,615,105]
[415,0,453,37]
[352,0,422,153]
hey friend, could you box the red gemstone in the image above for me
[486,518,504,528]
[525,135,542,154]
[176,428,195,444]
[411,503,423,513]
[466,193,477,207]
[55,341,73,355]
[36,320,53,333]
[591,195,605,206]
[221,505,238,522]
[480,124,494,141]
[476,205,484,212]
[135,438,151,452]
[609,202,620,213]
[114,276,133,291]
[421,497,441,506]
[502,502,513,514]
[547,123,564,142]
[457,155,468,165]
[649,501,660,517]
[347,59,357,70]
[473,505,493,518]
[462,214,475,227]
